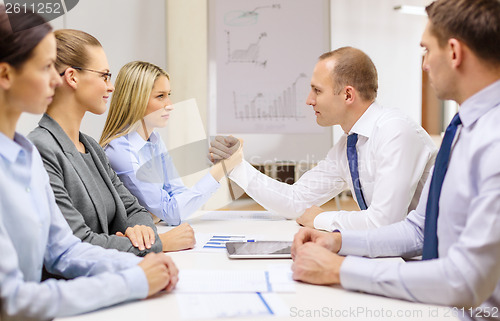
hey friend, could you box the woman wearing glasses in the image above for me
[100,61,243,226]
[0,9,177,320]
[28,29,195,254]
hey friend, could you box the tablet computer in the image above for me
[226,241,292,259]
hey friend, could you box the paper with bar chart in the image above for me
[188,233,264,252]
[211,0,329,133]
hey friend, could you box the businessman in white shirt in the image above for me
[290,0,500,316]
[210,47,437,231]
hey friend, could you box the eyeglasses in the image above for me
[59,66,112,82]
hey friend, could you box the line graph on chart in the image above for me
[226,31,268,67]
[224,4,281,27]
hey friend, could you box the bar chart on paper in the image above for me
[190,233,262,252]
[233,73,308,121]
[203,235,254,249]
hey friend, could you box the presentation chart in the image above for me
[233,73,308,121]
[211,0,329,134]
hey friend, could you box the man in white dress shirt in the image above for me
[290,0,500,316]
[210,47,437,231]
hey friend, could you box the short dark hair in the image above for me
[426,0,500,65]
[0,5,52,69]
[319,47,378,102]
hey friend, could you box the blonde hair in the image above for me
[100,61,169,147]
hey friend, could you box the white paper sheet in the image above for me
[175,268,295,293]
[267,263,295,292]
[200,210,286,221]
[176,270,270,293]
[176,293,289,319]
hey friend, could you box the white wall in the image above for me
[331,0,428,122]
[16,0,167,139]
[330,0,429,143]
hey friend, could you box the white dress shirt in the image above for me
[338,80,500,318]
[105,131,219,225]
[0,132,147,320]
[229,103,437,230]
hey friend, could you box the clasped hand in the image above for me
[138,253,179,297]
[208,135,241,163]
[208,136,347,286]
[208,135,244,181]
[291,227,345,285]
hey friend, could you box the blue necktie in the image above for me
[422,113,462,260]
[347,133,367,210]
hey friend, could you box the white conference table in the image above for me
[58,211,458,321]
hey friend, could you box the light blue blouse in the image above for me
[0,132,147,320]
[105,131,219,225]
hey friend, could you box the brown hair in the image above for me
[319,47,378,102]
[53,29,102,73]
[0,5,52,69]
[426,0,500,65]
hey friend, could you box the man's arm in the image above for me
[293,154,500,307]
[229,156,347,219]
[313,118,436,231]
[209,136,347,219]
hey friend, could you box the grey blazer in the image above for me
[28,114,162,256]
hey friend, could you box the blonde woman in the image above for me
[100,61,242,225]
[0,8,176,320]
[28,30,195,254]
